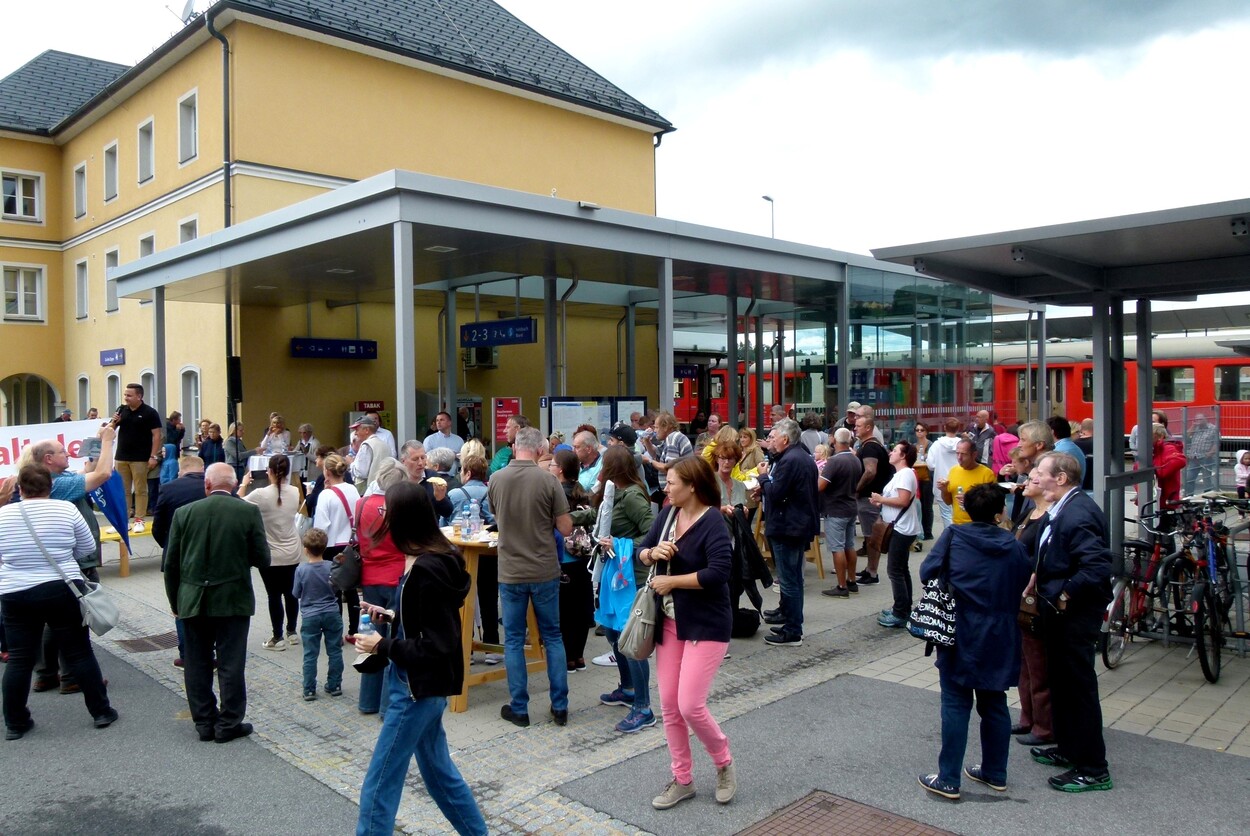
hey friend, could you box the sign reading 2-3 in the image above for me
[460,317,537,348]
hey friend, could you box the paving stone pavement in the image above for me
[88,530,1248,834]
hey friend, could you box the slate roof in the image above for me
[0,1,671,136]
[225,0,672,130]
[0,51,129,134]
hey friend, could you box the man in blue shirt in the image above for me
[1046,416,1087,485]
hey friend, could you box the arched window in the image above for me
[180,366,201,430]
[0,373,58,424]
[77,375,90,418]
[107,374,121,415]
[140,369,157,411]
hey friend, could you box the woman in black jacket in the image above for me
[354,482,486,836]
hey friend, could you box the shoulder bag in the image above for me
[328,487,362,593]
[618,507,678,661]
[20,504,120,636]
[907,531,955,650]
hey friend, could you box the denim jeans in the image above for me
[300,610,344,693]
[498,579,568,714]
[603,627,650,712]
[2,580,112,729]
[358,584,399,713]
[938,669,1010,788]
[885,532,917,618]
[768,537,806,636]
[356,669,486,836]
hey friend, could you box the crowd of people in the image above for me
[0,394,1136,832]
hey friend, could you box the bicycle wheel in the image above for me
[1194,584,1223,683]
[1101,586,1130,669]
[1161,555,1197,638]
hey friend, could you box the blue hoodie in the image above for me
[159,443,179,484]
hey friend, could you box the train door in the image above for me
[1015,368,1067,420]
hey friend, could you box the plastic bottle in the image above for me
[468,500,482,538]
[357,613,375,641]
[460,506,472,537]
[956,485,965,509]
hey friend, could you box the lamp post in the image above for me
[762,195,774,238]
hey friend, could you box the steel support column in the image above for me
[1135,300,1153,468]
[153,286,166,419]
[1037,310,1047,416]
[726,279,739,428]
[544,276,558,399]
[443,287,458,419]
[393,222,416,442]
[625,303,637,395]
[837,277,851,422]
[754,315,765,432]
[657,259,674,412]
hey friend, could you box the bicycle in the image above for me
[1101,502,1183,668]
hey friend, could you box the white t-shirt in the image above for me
[313,483,361,547]
[243,483,303,566]
[881,467,921,537]
[0,500,95,594]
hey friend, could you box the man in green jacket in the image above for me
[489,415,528,475]
[165,462,270,743]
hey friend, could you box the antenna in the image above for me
[164,1,197,24]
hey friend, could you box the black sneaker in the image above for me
[769,626,786,635]
[763,607,781,619]
[963,765,1005,791]
[846,581,860,594]
[1031,746,1072,767]
[550,707,568,727]
[918,773,960,800]
[764,632,803,647]
[93,708,119,729]
[1048,769,1112,793]
[821,586,849,598]
[763,612,786,625]
[500,705,530,727]
[857,573,880,585]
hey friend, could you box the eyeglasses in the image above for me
[716,455,737,462]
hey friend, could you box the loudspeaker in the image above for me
[227,355,243,403]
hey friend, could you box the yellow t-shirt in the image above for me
[946,464,997,524]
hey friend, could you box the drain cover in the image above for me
[115,631,180,652]
[737,790,956,836]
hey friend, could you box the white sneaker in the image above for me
[131,519,146,534]
[592,651,616,667]
[261,638,286,651]
[286,633,300,646]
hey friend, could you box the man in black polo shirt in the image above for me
[854,416,892,584]
[111,382,163,533]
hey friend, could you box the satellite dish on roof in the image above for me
[179,0,197,23]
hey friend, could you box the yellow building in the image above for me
[1,0,671,437]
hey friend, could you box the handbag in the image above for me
[870,518,895,553]
[619,563,661,660]
[20,505,120,636]
[328,488,362,593]
[1018,590,1041,633]
[907,539,955,648]
[295,499,314,539]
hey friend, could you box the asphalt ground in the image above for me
[0,648,361,835]
[560,674,1250,835]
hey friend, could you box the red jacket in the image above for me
[1153,439,1187,509]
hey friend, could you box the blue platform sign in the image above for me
[100,348,126,366]
[460,317,537,348]
[290,338,378,359]
[674,364,699,379]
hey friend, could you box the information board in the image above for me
[542,396,648,445]
[460,317,537,348]
[493,397,522,444]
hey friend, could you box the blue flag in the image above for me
[90,471,131,552]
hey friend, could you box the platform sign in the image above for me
[100,348,125,366]
[674,364,699,379]
[460,317,537,348]
[290,338,378,359]
[493,397,522,444]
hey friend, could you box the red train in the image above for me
[993,336,1250,445]
[671,359,810,425]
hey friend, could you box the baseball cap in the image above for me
[847,401,862,411]
[608,423,638,446]
[350,415,378,429]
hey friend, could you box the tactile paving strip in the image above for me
[737,790,957,836]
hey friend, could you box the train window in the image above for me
[1152,366,1194,402]
[1051,370,1063,403]
[672,380,683,401]
[711,375,724,399]
[1082,370,1092,402]
[1214,365,1250,401]
[971,372,993,403]
[921,372,954,404]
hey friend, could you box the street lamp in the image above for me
[762,195,774,238]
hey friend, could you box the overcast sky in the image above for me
[5,1,1249,259]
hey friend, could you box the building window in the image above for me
[74,163,87,218]
[179,218,198,242]
[103,142,118,201]
[1,171,41,220]
[105,249,119,312]
[138,119,154,183]
[178,91,198,164]
[181,367,201,429]
[75,260,89,319]
[78,376,90,417]
[139,234,155,258]
[3,265,44,321]
[107,374,121,415]
[141,370,157,408]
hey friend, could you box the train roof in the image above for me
[995,335,1250,365]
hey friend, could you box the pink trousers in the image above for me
[655,619,732,784]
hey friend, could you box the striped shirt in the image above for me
[0,499,95,595]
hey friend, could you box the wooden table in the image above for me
[447,534,546,713]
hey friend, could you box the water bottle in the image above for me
[468,500,482,538]
[956,485,965,509]
[460,506,472,537]
[357,613,375,645]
